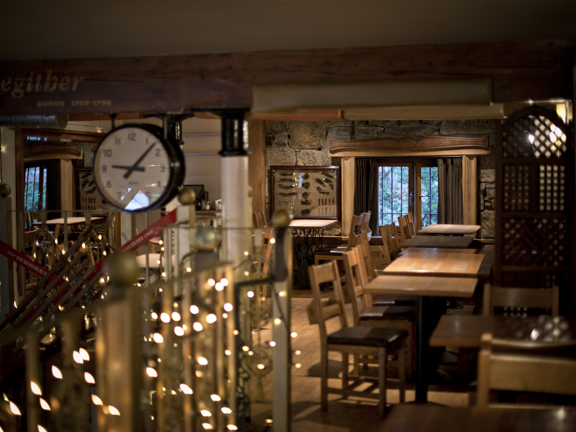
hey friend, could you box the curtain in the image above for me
[354,158,379,233]
[437,158,463,224]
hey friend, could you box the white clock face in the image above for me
[94,126,173,211]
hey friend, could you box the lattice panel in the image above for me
[503,165,530,211]
[502,272,558,289]
[503,114,568,159]
[501,218,567,267]
[539,164,565,211]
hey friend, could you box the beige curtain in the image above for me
[437,158,463,224]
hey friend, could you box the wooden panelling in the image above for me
[0,40,572,114]
[329,136,490,157]
[248,120,266,218]
[341,157,355,237]
[462,156,478,227]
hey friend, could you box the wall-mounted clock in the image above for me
[93,123,185,212]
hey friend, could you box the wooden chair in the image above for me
[483,283,560,317]
[314,213,365,266]
[342,247,416,378]
[380,223,402,260]
[309,260,408,418]
[398,215,414,241]
[363,211,372,241]
[406,213,417,238]
[476,332,576,408]
[253,211,273,240]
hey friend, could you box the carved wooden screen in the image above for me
[495,106,573,294]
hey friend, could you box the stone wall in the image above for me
[264,119,496,239]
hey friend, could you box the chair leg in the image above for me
[378,347,387,419]
[399,343,406,403]
[321,350,328,411]
[342,353,349,399]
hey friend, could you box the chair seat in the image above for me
[328,326,408,348]
[359,305,415,321]
[373,294,416,306]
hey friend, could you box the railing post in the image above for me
[97,251,141,432]
[271,210,293,432]
[0,183,14,320]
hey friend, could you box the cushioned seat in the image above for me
[373,294,416,306]
[360,305,416,320]
[328,327,408,348]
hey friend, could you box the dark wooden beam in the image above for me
[0,40,573,115]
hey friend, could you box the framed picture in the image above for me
[75,168,115,212]
[270,166,341,220]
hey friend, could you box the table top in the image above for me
[383,252,485,278]
[379,404,576,432]
[402,235,474,248]
[400,247,478,255]
[289,219,336,229]
[418,224,481,235]
[34,216,105,226]
[430,315,576,348]
[365,274,478,298]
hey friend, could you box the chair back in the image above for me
[357,232,376,281]
[253,212,268,228]
[397,215,414,240]
[346,213,365,249]
[406,213,417,237]
[483,283,559,317]
[342,247,373,326]
[363,211,372,240]
[476,332,576,408]
[309,261,349,342]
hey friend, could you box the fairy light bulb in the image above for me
[202,424,213,430]
[201,410,212,417]
[91,395,103,405]
[197,357,208,366]
[73,351,83,364]
[9,401,21,415]
[146,367,158,378]
[38,425,48,432]
[210,394,221,402]
[221,278,229,286]
[223,303,233,312]
[151,312,158,320]
[180,383,193,394]
[193,322,203,332]
[30,382,42,395]
[228,425,238,431]
[160,313,170,323]
[174,326,184,336]
[79,348,90,361]
[215,282,224,291]
[269,238,276,244]
[269,341,276,347]
[84,372,95,384]
[247,291,254,298]
[291,332,298,338]
[51,366,62,379]
[153,333,164,343]
[171,311,181,321]
[221,407,232,414]
[206,314,217,324]
[207,278,215,287]
[39,398,51,411]
[190,305,199,314]
[108,406,120,416]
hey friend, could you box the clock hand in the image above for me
[111,164,145,173]
[123,142,157,179]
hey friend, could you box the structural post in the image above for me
[271,210,293,432]
[0,183,13,320]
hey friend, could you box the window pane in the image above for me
[420,166,438,228]
[379,165,410,226]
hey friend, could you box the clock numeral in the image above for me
[155,148,161,157]
[160,165,165,173]
[106,181,112,189]
[128,132,136,141]
[101,165,107,173]
[115,137,121,145]
[103,149,112,157]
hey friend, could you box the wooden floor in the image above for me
[247,289,475,432]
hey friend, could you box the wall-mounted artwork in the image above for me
[270,166,341,220]
[75,168,114,212]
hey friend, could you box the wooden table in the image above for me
[400,247,478,255]
[401,235,474,249]
[430,315,576,348]
[383,252,485,278]
[418,224,481,236]
[379,404,576,432]
[365,274,478,403]
[289,219,336,287]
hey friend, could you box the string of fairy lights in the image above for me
[3,228,299,432]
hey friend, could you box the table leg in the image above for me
[415,295,428,403]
